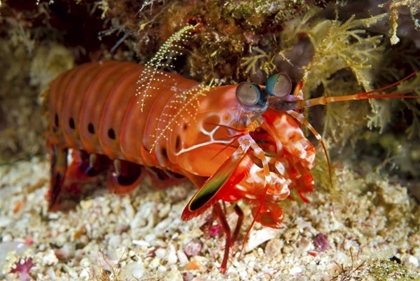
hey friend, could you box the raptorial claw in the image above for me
[181,146,251,220]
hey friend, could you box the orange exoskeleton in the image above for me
[45,52,416,271]
[45,23,418,273]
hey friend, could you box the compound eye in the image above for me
[266,73,292,98]
[236,82,266,108]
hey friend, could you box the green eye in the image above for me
[266,73,292,98]
[236,82,267,108]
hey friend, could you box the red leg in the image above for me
[48,148,111,211]
[107,160,145,194]
[48,145,68,211]
[232,204,244,244]
[213,202,231,273]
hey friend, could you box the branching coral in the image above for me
[240,47,277,79]
[365,38,420,136]
[396,74,420,138]
[384,0,420,45]
[275,10,388,145]
[281,12,387,93]
[0,2,53,53]
[224,0,308,28]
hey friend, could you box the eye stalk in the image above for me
[266,73,292,99]
[236,73,293,111]
[236,82,267,108]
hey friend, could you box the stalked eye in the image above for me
[266,73,292,98]
[236,82,267,108]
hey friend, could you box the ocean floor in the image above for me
[0,156,419,281]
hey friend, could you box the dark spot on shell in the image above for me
[108,128,116,140]
[88,123,95,134]
[161,148,168,160]
[69,118,75,129]
[175,136,181,151]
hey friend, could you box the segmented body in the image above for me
[46,59,413,272]
[46,60,315,220]
[48,61,195,169]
